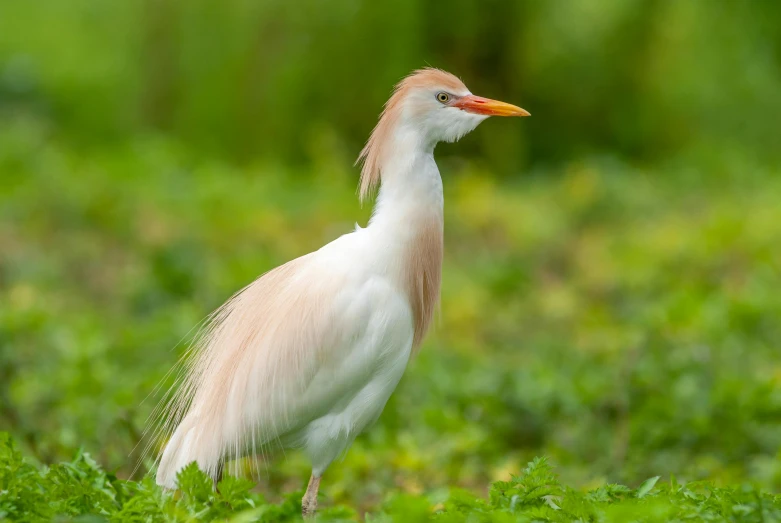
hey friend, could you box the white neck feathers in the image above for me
[363,126,444,352]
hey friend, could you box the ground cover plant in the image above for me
[3,435,780,522]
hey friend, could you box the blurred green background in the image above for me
[1,0,780,512]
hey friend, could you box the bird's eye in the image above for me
[436,92,450,104]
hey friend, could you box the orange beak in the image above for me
[452,95,530,117]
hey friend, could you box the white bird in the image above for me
[153,68,529,516]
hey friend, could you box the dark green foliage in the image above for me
[1,1,781,168]
[0,433,308,522]
[3,435,779,522]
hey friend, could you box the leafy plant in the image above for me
[3,433,780,522]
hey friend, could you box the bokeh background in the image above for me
[1,0,780,511]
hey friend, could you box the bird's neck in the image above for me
[367,127,443,350]
[368,126,443,229]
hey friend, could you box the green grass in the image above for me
[1,118,781,520]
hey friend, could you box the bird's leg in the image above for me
[301,474,321,518]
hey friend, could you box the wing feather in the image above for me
[154,251,357,486]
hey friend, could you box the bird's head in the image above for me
[396,68,530,144]
[358,68,529,200]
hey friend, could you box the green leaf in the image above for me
[636,476,661,499]
[176,462,214,504]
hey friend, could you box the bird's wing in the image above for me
[155,232,413,486]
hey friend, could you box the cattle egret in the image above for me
[153,68,529,516]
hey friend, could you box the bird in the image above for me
[152,67,529,517]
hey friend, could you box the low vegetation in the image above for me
[4,434,779,522]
